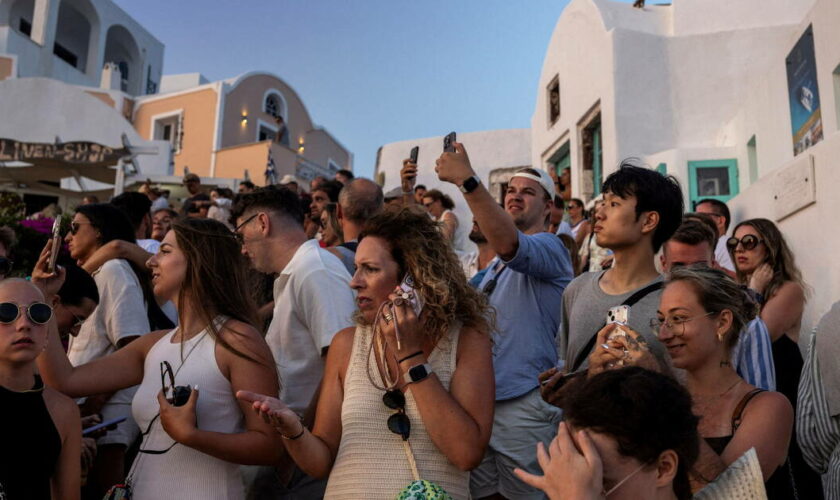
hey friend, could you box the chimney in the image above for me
[101,62,121,90]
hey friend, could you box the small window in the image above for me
[258,125,276,142]
[688,159,739,209]
[747,136,758,183]
[18,18,32,37]
[656,163,667,175]
[547,77,560,125]
[53,42,78,68]
[153,113,183,154]
[265,94,282,119]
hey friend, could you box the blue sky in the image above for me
[115,1,630,178]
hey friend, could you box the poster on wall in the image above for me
[786,25,822,156]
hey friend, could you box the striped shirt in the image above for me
[797,328,837,499]
[732,317,776,391]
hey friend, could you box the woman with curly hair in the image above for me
[237,207,494,499]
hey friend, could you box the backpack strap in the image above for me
[570,281,664,372]
[731,388,765,432]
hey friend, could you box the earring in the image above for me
[717,332,724,342]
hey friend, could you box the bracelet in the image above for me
[280,421,306,441]
[398,350,424,364]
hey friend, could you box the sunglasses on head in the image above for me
[383,389,410,440]
[726,234,763,251]
[0,302,53,324]
[0,257,12,276]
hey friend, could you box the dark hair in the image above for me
[557,233,580,276]
[731,218,807,303]
[315,180,344,203]
[338,178,383,223]
[552,195,565,210]
[667,266,757,351]
[171,218,267,364]
[358,207,491,342]
[335,169,355,181]
[414,184,427,192]
[601,163,684,252]
[422,189,455,210]
[230,185,304,227]
[0,226,16,253]
[213,187,234,199]
[669,218,717,252]
[75,204,173,330]
[153,208,178,219]
[696,199,731,232]
[239,180,255,190]
[564,367,700,500]
[111,192,152,232]
[57,264,99,306]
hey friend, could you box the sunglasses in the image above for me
[0,257,13,276]
[383,389,410,440]
[0,302,53,324]
[726,234,764,251]
[69,221,93,235]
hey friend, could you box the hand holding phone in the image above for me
[409,146,419,164]
[443,132,456,153]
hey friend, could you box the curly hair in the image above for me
[730,218,808,303]
[422,189,455,210]
[358,207,492,341]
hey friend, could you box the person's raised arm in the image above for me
[401,159,418,206]
[760,281,805,342]
[436,143,519,260]
[81,239,153,275]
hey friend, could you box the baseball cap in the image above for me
[279,174,298,185]
[511,168,554,198]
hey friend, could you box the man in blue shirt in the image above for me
[436,142,573,500]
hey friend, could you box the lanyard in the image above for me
[482,260,507,297]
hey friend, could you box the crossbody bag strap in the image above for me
[731,388,765,432]
[570,281,664,372]
[402,440,421,482]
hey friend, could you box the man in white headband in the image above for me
[436,142,573,499]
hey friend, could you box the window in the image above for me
[265,94,281,118]
[53,42,78,68]
[747,136,758,183]
[688,159,739,209]
[581,113,603,198]
[18,18,32,37]
[656,163,667,175]
[547,76,560,125]
[152,112,183,154]
[548,141,570,176]
[118,61,129,92]
[256,119,278,143]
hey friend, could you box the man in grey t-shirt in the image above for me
[549,163,683,397]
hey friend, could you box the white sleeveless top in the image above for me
[129,318,246,500]
[324,323,469,499]
[437,209,470,255]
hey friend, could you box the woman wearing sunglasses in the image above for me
[516,367,699,500]
[590,266,794,496]
[35,218,282,500]
[238,207,494,499]
[0,279,81,500]
[728,218,821,497]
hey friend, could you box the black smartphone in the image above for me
[443,132,456,153]
[409,146,419,163]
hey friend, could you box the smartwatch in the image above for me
[404,363,434,384]
[459,175,481,194]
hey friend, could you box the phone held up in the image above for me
[409,146,419,164]
[443,131,456,153]
[48,218,61,274]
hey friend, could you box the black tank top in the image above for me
[703,388,796,500]
[0,375,62,500]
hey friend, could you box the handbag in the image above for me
[395,439,452,500]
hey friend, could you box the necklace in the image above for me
[693,378,742,402]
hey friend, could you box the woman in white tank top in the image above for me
[237,208,495,499]
[36,218,281,500]
[422,189,470,254]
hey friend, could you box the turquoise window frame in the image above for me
[592,127,602,196]
[656,163,667,175]
[687,159,739,209]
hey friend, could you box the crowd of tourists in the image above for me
[1,141,838,500]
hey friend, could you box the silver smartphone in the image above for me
[398,274,424,317]
[48,218,61,274]
[606,305,629,342]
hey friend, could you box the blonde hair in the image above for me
[358,207,492,341]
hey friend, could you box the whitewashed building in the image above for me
[533,0,840,331]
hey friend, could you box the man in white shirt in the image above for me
[696,198,736,274]
[232,185,356,497]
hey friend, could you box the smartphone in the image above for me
[48,218,61,274]
[606,305,630,342]
[398,274,424,317]
[409,146,419,164]
[82,416,127,436]
[443,131,456,153]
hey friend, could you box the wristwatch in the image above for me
[404,363,434,384]
[459,175,481,194]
